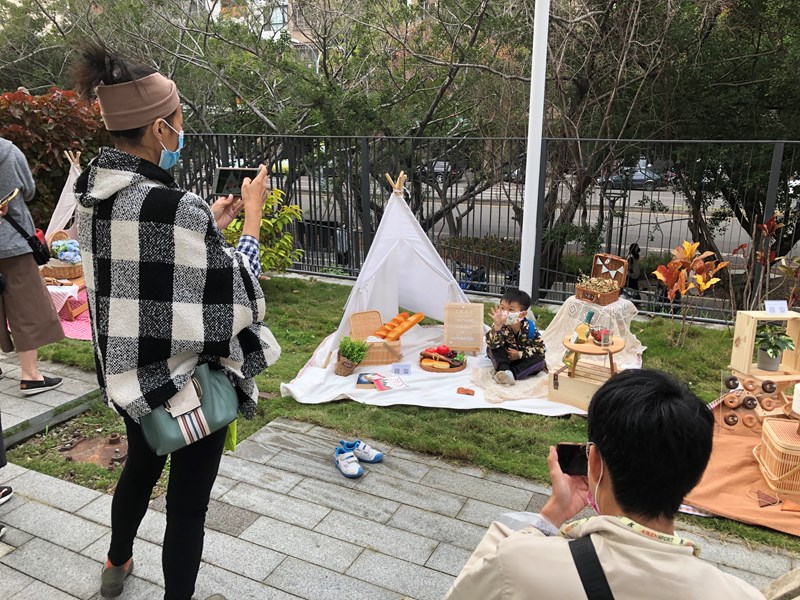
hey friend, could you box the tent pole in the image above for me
[519,0,551,300]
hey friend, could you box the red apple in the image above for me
[436,345,450,355]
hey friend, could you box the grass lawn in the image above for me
[12,275,800,552]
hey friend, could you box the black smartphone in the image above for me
[0,188,19,209]
[212,167,260,196]
[556,442,588,476]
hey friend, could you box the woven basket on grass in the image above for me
[334,356,358,377]
[41,258,83,280]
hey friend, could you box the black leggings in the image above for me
[108,413,227,600]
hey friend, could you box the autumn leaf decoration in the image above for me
[654,241,727,302]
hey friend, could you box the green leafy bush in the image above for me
[338,336,368,364]
[0,88,106,224]
[223,188,304,272]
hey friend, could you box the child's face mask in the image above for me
[505,311,523,325]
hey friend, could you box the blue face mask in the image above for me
[158,120,184,170]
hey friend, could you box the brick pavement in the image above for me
[1,415,797,599]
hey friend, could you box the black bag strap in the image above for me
[569,536,615,600]
[3,213,35,241]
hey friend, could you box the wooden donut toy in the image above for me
[723,393,742,409]
[724,413,739,426]
[724,376,739,390]
[742,396,758,410]
[742,414,759,428]
[762,380,777,394]
[760,397,776,411]
[742,378,758,392]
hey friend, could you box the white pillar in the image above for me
[518,0,551,297]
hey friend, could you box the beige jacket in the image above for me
[445,516,764,600]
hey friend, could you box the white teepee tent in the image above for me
[317,172,470,365]
[45,151,82,240]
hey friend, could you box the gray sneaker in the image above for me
[100,558,133,598]
[494,370,516,386]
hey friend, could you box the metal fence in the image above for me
[175,134,800,321]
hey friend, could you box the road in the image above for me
[279,174,753,260]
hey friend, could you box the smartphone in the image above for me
[0,188,19,209]
[556,442,588,476]
[212,167,260,196]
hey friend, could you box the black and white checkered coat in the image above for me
[75,147,278,419]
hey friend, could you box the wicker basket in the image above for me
[41,258,83,280]
[574,253,627,306]
[334,356,358,377]
[574,286,620,306]
[350,310,402,366]
[46,229,71,248]
[754,418,800,494]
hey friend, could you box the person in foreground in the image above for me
[445,369,764,599]
[72,44,278,600]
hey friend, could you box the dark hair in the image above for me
[501,288,531,310]
[587,369,713,520]
[71,43,175,140]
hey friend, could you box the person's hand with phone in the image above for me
[540,445,589,528]
[211,194,244,230]
[0,188,19,218]
[240,164,268,239]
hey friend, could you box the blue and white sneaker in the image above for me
[333,447,363,478]
[340,440,384,463]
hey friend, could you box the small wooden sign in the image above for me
[444,302,484,355]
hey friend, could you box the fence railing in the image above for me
[175,134,800,322]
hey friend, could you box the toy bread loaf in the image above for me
[373,312,410,338]
[385,313,425,341]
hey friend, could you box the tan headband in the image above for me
[95,72,180,131]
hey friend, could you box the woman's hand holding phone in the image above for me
[240,165,269,238]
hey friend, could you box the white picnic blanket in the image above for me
[280,326,587,416]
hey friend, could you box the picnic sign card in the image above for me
[444,302,484,355]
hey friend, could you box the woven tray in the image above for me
[41,259,83,280]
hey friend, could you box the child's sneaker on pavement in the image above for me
[340,440,384,463]
[493,370,515,386]
[333,447,363,478]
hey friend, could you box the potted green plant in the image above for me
[336,336,369,376]
[755,324,796,371]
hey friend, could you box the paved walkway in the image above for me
[0,364,797,598]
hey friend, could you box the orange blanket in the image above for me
[685,417,800,537]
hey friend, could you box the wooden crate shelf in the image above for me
[730,311,800,378]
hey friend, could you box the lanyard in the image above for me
[561,516,701,557]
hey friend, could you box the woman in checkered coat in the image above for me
[72,45,278,600]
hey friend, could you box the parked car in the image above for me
[419,160,463,184]
[597,166,663,191]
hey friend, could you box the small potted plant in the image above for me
[336,336,369,376]
[755,324,796,371]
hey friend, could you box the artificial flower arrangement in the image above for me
[50,239,82,264]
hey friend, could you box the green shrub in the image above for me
[223,188,304,272]
[0,88,106,224]
[338,336,368,363]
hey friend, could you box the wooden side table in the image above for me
[562,335,626,377]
